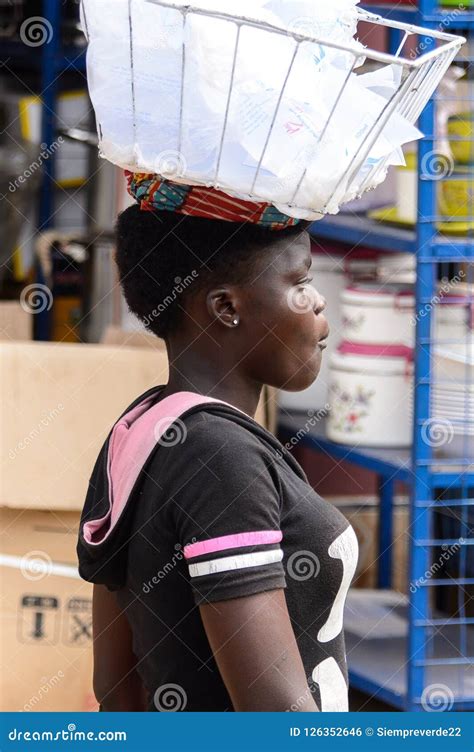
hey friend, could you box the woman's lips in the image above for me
[318,330,330,351]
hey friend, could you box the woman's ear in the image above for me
[206,288,240,329]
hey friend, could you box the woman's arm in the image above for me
[92,584,148,711]
[200,589,319,712]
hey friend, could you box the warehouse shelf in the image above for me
[361,3,474,29]
[279,413,413,481]
[423,10,474,28]
[278,413,474,487]
[310,214,417,253]
[310,215,474,258]
[1,40,86,72]
[345,590,474,710]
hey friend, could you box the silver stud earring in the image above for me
[232,318,239,326]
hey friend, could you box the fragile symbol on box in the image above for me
[64,597,92,645]
[18,595,60,644]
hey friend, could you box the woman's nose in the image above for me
[314,292,327,316]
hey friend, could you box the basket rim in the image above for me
[145,0,465,69]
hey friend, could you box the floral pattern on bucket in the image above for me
[329,382,375,434]
[341,312,366,331]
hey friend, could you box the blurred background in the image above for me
[0,0,472,715]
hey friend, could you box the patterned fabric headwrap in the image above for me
[125,171,301,231]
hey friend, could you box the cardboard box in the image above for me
[101,324,165,351]
[0,508,96,712]
[0,342,168,510]
[1,340,278,511]
[0,302,32,341]
[331,496,409,593]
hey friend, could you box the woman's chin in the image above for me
[280,361,322,393]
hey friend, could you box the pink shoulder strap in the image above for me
[83,391,243,545]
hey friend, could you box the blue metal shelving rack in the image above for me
[39,0,87,232]
[37,0,88,340]
[1,1,88,338]
[281,1,473,711]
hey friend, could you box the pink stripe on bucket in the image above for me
[338,341,414,361]
[183,530,283,560]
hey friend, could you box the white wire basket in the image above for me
[81,0,465,219]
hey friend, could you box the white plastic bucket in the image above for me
[341,283,415,346]
[396,152,417,224]
[278,251,348,412]
[377,252,416,284]
[345,256,379,281]
[327,343,414,447]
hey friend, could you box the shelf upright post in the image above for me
[407,0,438,713]
[36,0,62,340]
[39,0,61,230]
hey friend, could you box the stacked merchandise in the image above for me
[278,247,416,451]
[318,254,416,448]
[433,318,474,451]
[327,280,415,448]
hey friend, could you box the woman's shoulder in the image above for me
[180,405,279,456]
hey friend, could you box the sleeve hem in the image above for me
[192,573,287,606]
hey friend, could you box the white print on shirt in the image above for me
[311,657,349,712]
[317,526,359,643]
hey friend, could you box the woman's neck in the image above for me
[161,340,262,418]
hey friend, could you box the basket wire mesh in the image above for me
[134,1,465,215]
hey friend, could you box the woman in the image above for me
[77,175,358,712]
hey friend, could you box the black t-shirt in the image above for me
[112,404,358,712]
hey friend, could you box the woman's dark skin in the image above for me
[94,230,329,712]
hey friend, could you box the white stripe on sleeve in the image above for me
[188,548,283,578]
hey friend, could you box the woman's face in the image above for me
[238,231,329,392]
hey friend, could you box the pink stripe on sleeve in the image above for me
[183,530,283,560]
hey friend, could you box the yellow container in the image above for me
[439,168,474,219]
[448,112,474,165]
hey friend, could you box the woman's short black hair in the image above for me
[115,204,310,339]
